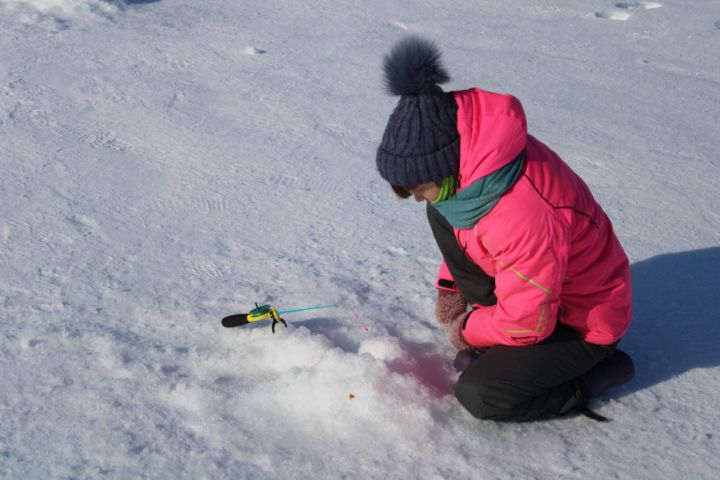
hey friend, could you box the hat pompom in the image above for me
[382,36,451,96]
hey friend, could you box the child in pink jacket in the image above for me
[376,37,634,421]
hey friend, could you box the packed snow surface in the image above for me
[1,1,719,478]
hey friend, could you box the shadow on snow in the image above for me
[620,247,720,395]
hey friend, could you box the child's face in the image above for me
[407,182,441,203]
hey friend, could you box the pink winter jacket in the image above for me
[436,88,632,347]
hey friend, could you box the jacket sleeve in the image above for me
[435,260,461,293]
[461,209,568,347]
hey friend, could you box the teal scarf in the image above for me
[432,152,525,229]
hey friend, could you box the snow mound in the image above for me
[358,336,406,362]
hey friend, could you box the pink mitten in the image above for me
[435,291,472,351]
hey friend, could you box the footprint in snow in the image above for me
[241,46,266,55]
[596,1,662,21]
[387,246,408,257]
[616,1,662,9]
[389,21,408,31]
[68,214,99,231]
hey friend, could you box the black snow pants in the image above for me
[427,204,616,421]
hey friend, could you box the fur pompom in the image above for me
[382,36,451,96]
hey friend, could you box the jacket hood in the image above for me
[453,88,528,189]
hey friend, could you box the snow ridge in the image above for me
[0,0,118,22]
[1,0,115,13]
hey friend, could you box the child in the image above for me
[375,37,635,421]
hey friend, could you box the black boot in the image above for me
[580,349,635,398]
[559,350,635,421]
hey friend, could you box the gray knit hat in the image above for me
[376,36,460,187]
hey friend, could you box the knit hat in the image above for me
[376,36,460,187]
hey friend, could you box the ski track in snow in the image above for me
[1,0,720,478]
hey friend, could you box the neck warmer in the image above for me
[432,151,525,229]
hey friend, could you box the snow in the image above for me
[1,0,719,478]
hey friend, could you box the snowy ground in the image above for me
[1,1,719,478]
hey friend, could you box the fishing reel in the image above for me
[247,303,287,333]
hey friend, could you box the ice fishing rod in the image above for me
[221,303,339,333]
